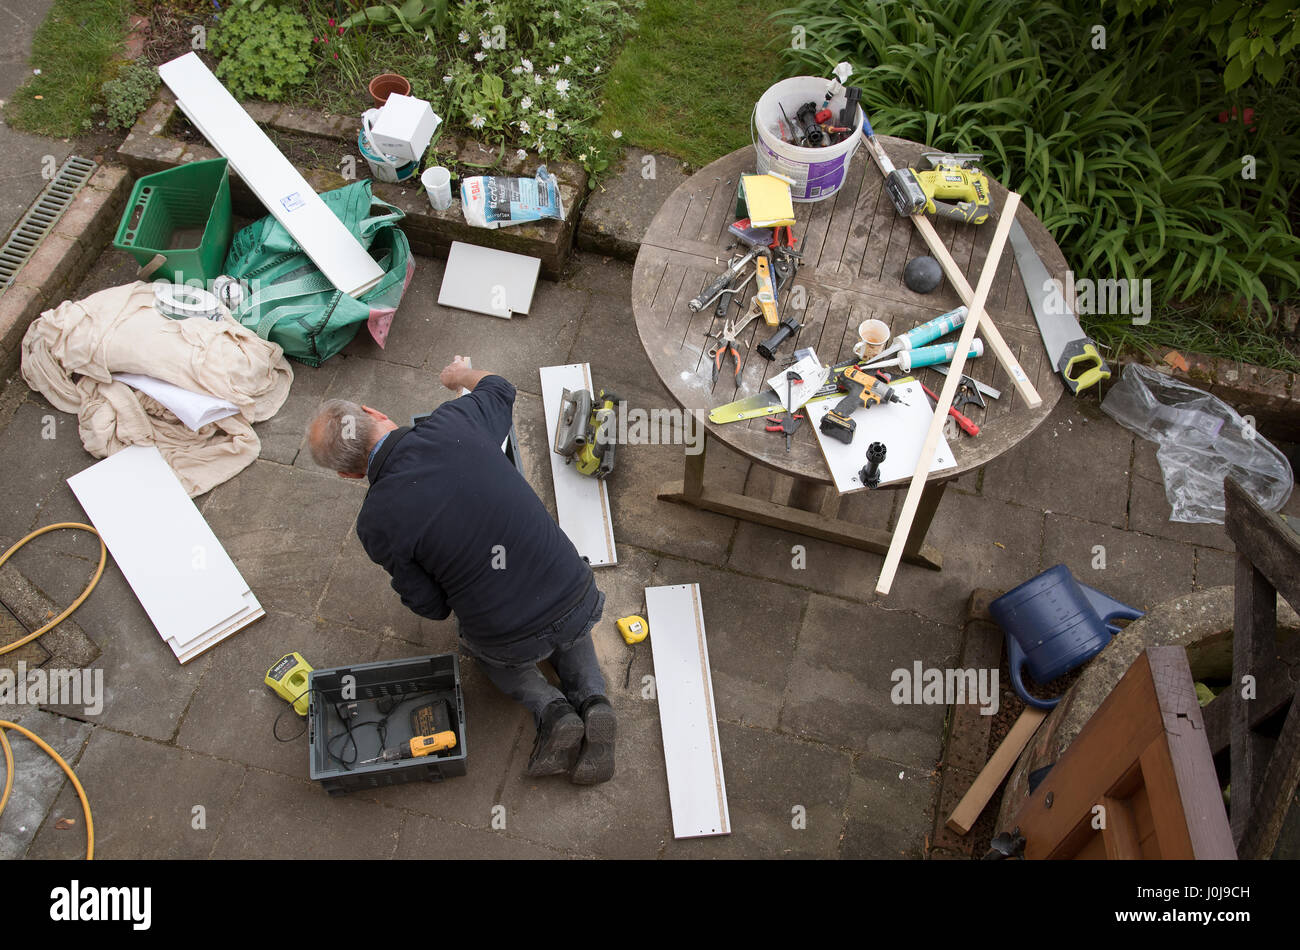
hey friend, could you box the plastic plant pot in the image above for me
[368,73,411,107]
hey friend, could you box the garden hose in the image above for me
[0,721,94,859]
[0,522,105,859]
[0,522,106,656]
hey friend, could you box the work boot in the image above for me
[526,699,585,776]
[570,696,616,785]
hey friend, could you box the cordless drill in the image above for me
[819,366,902,444]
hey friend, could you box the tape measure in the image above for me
[265,652,313,716]
[616,615,649,645]
[153,282,224,321]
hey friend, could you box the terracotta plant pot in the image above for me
[368,73,411,107]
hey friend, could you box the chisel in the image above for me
[865,339,984,372]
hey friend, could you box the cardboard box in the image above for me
[369,94,440,163]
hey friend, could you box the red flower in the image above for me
[328,17,335,26]
[338,26,345,35]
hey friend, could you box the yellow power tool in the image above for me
[554,387,620,479]
[892,152,991,225]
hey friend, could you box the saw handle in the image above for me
[1058,339,1111,394]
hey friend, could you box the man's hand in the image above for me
[440,356,490,392]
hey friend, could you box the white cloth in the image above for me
[21,281,293,496]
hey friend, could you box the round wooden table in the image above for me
[632,137,1065,570]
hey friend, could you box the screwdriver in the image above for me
[360,730,457,765]
[867,306,968,366]
[864,339,984,372]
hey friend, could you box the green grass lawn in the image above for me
[3,0,131,138]
[599,0,786,168]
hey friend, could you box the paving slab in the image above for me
[25,727,245,859]
[394,813,573,859]
[577,146,692,261]
[663,720,853,859]
[1040,513,1196,612]
[210,767,403,859]
[982,398,1133,529]
[254,360,337,466]
[1193,546,1238,592]
[1129,442,1234,550]
[781,594,959,769]
[174,610,383,779]
[202,458,364,616]
[882,490,1046,628]
[648,555,807,731]
[840,753,937,859]
[0,400,94,541]
[0,707,91,859]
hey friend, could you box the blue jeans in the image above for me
[459,578,607,724]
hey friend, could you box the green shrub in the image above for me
[210,5,313,102]
[774,0,1300,333]
[100,62,159,131]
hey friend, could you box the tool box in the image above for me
[308,654,467,796]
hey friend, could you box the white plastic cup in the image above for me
[422,166,452,211]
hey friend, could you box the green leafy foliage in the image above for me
[210,4,313,102]
[1109,0,1300,90]
[774,0,1300,350]
[100,62,160,131]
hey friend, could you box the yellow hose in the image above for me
[0,522,104,859]
[0,720,94,859]
[0,522,106,656]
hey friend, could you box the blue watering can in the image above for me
[989,564,1144,710]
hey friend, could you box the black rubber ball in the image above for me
[904,256,943,294]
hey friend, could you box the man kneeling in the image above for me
[306,357,615,784]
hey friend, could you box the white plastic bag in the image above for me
[1100,363,1293,523]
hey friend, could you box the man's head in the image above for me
[307,400,397,478]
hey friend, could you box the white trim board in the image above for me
[645,583,730,839]
[158,53,383,297]
[538,364,617,567]
[67,445,263,663]
[438,242,541,318]
[804,378,956,493]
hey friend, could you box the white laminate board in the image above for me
[438,241,541,318]
[158,53,383,297]
[645,583,730,838]
[539,364,617,567]
[169,593,264,664]
[804,378,956,493]
[67,446,260,653]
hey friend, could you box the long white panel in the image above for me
[158,53,384,297]
[538,364,617,567]
[67,446,262,661]
[645,583,730,839]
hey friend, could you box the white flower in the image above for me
[612,129,622,138]
[458,30,469,43]
[517,149,527,160]
[547,121,557,131]
[534,75,543,85]
[517,120,530,134]
[443,75,454,84]
[521,58,533,73]
[512,66,522,74]
[545,108,555,120]
[564,55,572,64]
[594,65,601,73]
[474,51,486,62]
[479,33,491,47]
[470,114,486,129]
[578,153,587,162]
[547,64,559,74]
[548,41,555,48]
[553,11,561,21]
[520,95,532,109]
[555,78,570,97]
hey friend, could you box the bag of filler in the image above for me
[460,165,565,229]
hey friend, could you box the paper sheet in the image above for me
[766,354,829,412]
[113,373,240,432]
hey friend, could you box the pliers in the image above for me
[706,305,764,383]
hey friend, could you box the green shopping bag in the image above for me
[223,180,414,366]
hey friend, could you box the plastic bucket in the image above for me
[358,112,417,184]
[753,76,863,202]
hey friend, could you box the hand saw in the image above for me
[1007,219,1110,394]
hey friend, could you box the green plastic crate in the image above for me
[113,158,232,284]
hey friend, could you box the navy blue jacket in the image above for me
[356,375,590,641]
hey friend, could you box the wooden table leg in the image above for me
[902,479,948,559]
[658,437,944,570]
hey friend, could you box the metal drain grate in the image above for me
[0,155,98,292]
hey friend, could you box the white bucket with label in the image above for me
[752,76,863,202]
[359,109,417,183]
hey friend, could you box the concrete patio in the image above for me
[1,241,1294,860]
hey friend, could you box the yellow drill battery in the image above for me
[265,652,313,716]
[616,615,649,645]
